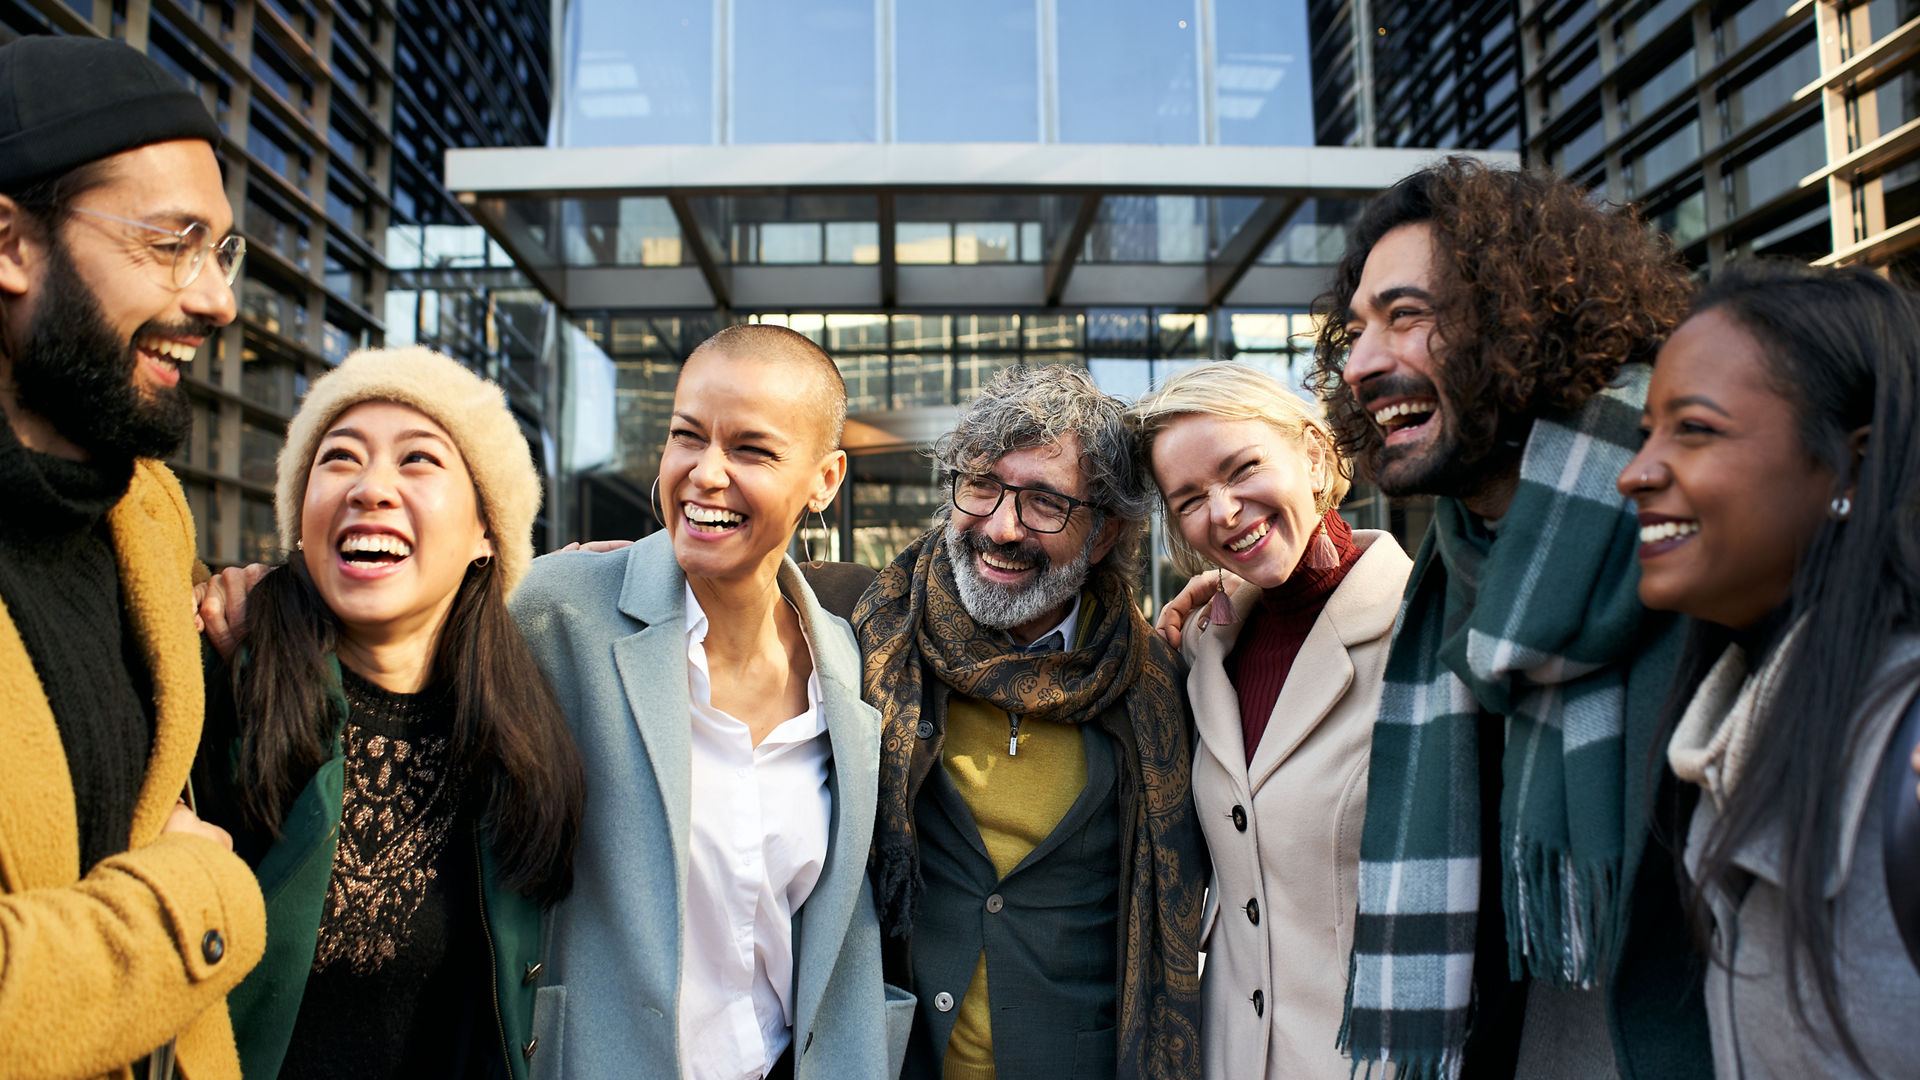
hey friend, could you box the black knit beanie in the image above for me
[0,35,219,191]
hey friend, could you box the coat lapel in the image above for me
[785,556,879,1034]
[612,533,694,886]
[110,463,205,847]
[1186,587,1260,802]
[1247,534,1405,792]
[0,594,79,889]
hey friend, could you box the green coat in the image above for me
[207,658,543,1080]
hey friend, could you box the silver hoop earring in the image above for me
[811,508,832,565]
[649,478,666,528]
[1831,494,1853,519]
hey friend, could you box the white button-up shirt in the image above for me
[679,585,833,1080]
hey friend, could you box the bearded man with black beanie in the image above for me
[0,34,265,1080]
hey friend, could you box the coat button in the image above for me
[984,893,1005,914]
[201,929,225,964]
[1231,805,1247,832]
[523,1037,538,1060]
[1245,898,1260,926]
[917,720,934,739]
[523,962,543,985]
[1251,989,1264,1017]
[934,991,955,1012]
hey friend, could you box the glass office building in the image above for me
[452,0,1512,603]
[0,0,561,567]
[1520,0,1920,274]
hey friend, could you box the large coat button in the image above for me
[934,991,955,1012]
[1251,989,1265,1017]
[1231,805,1247,832]
[917,720,934,739]
[985,893,1005,914]
[201,929,225,964]
[523,1038,538,1060]
[1245,898,1260,926]
[523,962,543,985]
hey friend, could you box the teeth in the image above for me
[339,532,413,557]
[1226,520,1270,553]
[137,337,197,364]
[1372,401,1435,427]
[1638,520,1699,543]
[982,553,1031,572]
[685,505,744,526]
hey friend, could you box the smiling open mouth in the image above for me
[339,531,412,567]
[136,335,194,369]
[684,505,745,534]
[1372,400,1437,436]
[980,551,1033,573]
[1225,519,1269,553]
[1639,520,1698,544]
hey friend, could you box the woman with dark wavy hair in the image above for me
[193,346,586,1080]
[1618,260,1920,1078]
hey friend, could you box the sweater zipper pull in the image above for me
[1008,714,1021,757]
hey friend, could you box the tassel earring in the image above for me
[1206,566,1238,627]
[1303,520,1339,569]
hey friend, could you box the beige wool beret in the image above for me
[275,345,542,595]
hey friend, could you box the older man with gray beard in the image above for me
[852,365,1205,1080]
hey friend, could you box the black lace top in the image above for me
[279,667,499,1079]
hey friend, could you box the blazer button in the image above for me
[523,961,543,985]
[201,929,225,964]
[1245,898,1260,926]
[984,893,1005,914]
[1251,989,1265,1017]
[934,991,955,1012]
[1231,805,1247,832]
[523,1037,538,1061]
[917,720,935,739]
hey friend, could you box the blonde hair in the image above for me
[1130,363,1352,577]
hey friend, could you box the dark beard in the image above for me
[1363,373,1519,503]
[10,238,198,460]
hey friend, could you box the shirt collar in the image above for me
[1019,590,1083,654]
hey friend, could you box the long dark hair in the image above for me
[1662,260,1920,1067]
[233,555,586,905]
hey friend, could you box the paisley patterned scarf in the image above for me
[855,528,1205,1079]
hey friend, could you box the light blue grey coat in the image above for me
[509,532,913,1079]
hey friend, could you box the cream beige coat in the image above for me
[1182,529,1410,1080]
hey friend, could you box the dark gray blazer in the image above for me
[510,531,912,1078]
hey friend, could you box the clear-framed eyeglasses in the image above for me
[68,207,247,289]
[950,473,1089,534]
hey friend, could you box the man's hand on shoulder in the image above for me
[193,563,269,661]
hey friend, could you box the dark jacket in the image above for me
[197,656,543,1080]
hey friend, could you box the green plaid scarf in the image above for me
[1341,366,1666,1080]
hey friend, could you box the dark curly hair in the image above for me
[1310,157,1692,479]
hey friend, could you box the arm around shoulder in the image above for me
[0,831,266,1080]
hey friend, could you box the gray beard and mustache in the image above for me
[943,517,1096,632]
[10,234,200,461]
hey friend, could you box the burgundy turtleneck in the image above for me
[1227,510,1362,763]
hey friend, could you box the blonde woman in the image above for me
[1132,364,1411,1080]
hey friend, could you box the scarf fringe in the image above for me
[1502,843,1616,988]
[873,838,924,940]
[1340,944,1468,1080]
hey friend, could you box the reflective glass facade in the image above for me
[554,0,1319,147]
[0,0,559,565]
[1520,0,1920,274]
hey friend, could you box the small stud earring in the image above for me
[295,539,303,551]
[1831,494,1852,519]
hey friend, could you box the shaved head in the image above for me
[686,324,847,455]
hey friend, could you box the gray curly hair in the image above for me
[932,364,1151,583]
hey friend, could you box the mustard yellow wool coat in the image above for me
[0,459,265,1080]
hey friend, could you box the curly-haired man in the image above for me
[1322,159,1708,1080]
[854,365,1205,1080]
